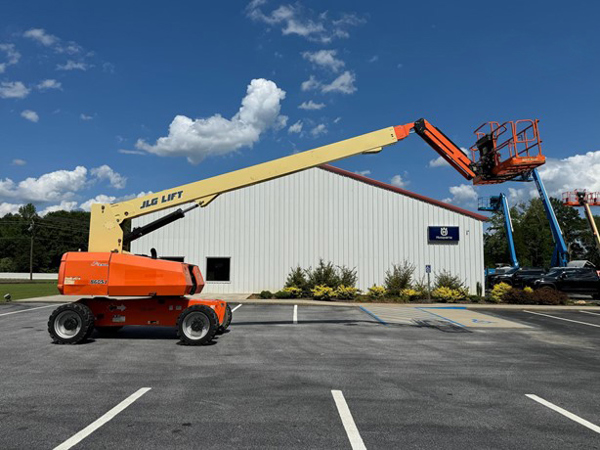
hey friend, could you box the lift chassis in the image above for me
[48,116,545,345]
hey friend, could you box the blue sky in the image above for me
[1,0,599,216]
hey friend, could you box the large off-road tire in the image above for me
[176,305,218,346]
[48,303,95,345]
[217,304,232,335]
[95,326,123,336]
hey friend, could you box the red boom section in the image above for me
[394,119,477,181]
[58,252,205,297]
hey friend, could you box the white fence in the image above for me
[0,273,58,280]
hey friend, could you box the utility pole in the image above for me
[28,220,34,281]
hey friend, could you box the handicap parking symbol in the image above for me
[471,318,494,324]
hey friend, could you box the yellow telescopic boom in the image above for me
[88,119,477,253]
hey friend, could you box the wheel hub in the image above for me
[191,319,204,332]
[64,318,78,331]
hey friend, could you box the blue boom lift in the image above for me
[479,193,519,269]
[515,169,569,267]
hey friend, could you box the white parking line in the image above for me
[53,387,151,450]
[293,304,298,324]
[231,304,242,312]
[523,310,600,328]
[331,390,367,450]
[580,310,600,317]
[526,394,600,434]
[0,304,59,317]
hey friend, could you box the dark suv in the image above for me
[534,267,600,299]
[487,267,546,288]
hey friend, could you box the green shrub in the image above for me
[434,270,466,290]
[274,290,292,299]
[490,282,512,303]
[311,284,335,300]
[282,286,302,298]
[502,287,534,304]
[285,266,309,293]
[432,287,466,302]
[307,259,340,289]
[335,285,360,300]
[384,262,415,296]
[367,285,386,300]
[259,290,273,299]
[338,266,358,288]
[532,287,568,305]
[401,288,422,302]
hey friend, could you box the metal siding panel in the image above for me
[131,168,484,294]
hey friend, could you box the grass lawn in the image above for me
[0,282,59,301]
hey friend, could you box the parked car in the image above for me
[487,267,546,288]
[534,267,600,299]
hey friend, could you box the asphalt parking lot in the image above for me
[1,302,600,449]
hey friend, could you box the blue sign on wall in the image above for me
[428,226,459,242]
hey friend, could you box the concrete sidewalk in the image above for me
[14,294,600,310]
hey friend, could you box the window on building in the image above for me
[206,257,231,282]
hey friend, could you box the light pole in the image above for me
[28,220,34,281]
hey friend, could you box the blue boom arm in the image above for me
[479,194,519,268]
[530,169,569,267]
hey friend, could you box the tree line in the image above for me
[484,197,600,268]
[0,199,598,273]
[0,204,90,273]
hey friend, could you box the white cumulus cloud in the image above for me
[57,60,89,71]
[428,156,450,168]
[355,170,371,176]
[298,100,325,110]
[24,28,58,46]
[321,71,356,94]
[390,174,408,188]
[11,159,26,166]
[501,150,600,204]
[288,120,303,134]
[0,202,21,216]
[40,200,79,216]
[443,184,478,207]
[246,2,364,43]
[301,75,320,91]
[0,81,30,99]
[36,79,62,90]
[310,123,327,137]
[21,110,39,123]
[91,165,127,189]
[135,78,287,164]
[302,50,345,72]
[79,194,117,212]
[80,113,93,121]
[0,44,21,73]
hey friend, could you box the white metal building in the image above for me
[131,165,487,294]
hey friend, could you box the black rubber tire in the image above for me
[217,303,232,334]
[95,326,123,336]
[48,303,95,345]
[176,305,218,346]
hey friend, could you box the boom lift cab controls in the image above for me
[48,117,546,346]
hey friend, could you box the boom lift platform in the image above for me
[48,117,545,346]
[478,194,519,270]
[563,190,600,256]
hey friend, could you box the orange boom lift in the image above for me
[562,190,600,256]
[48,117,544,345]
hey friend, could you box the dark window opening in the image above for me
[206,257,231,282]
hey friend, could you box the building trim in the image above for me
[319,165,488,222]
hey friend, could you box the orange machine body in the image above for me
[58,252,204,297]
[58,252,226,328]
